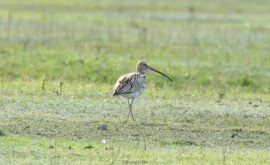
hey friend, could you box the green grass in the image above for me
[1,0,270,94]
[1,0,270,164]
[1,135,269,164]
[1,135,270,164]
[1,85,270,164]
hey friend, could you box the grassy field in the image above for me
[0,0,270,164]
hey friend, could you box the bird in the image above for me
[112,61,173,122]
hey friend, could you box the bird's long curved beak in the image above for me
[147,66,173,82]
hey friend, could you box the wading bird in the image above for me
[112,61,173,122]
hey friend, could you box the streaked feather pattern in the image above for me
[112,72,146,98]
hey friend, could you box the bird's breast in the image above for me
[138,74,146,88]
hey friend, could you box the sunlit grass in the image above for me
[0,134,270,164]
[1,0,270,164]
[1,0,270,95]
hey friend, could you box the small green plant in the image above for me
[241,75,252,87]
[0,130,5,136]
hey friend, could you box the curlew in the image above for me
[112,61,173,122]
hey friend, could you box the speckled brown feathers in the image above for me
[112,72,146,99]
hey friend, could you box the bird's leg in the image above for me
[129,98,135,121]
[125,99,130,122]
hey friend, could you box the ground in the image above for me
[0,0,270,164]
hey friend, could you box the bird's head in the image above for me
[136,61,173,82]
[136,61,148,73]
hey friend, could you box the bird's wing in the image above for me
[113,72,143,96]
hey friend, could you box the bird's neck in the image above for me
[137,68,145,74]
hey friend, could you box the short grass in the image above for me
[1,0,270,94]
[1,0,270,164]
[1,82,270,164]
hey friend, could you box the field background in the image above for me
[0,0,270,164]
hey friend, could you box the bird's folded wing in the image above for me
[113,73,140,96]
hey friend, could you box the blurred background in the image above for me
[1,0,270,98]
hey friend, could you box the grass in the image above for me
[1,0,270,164]
[1,85,270,164]
[1,0,270,94]
[1,135,269,164]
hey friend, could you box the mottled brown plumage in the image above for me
[113,61,172,122]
